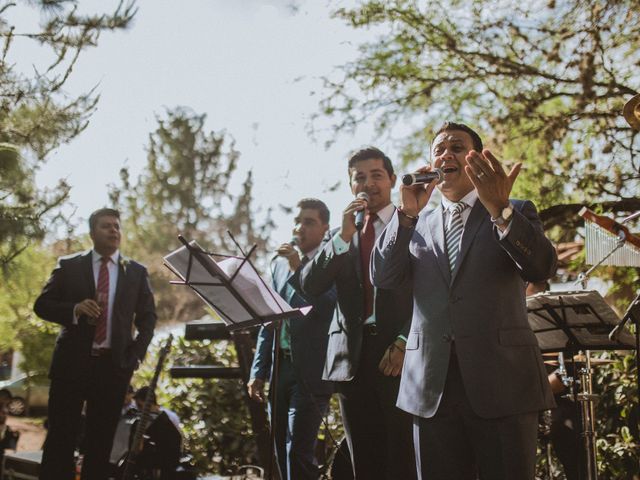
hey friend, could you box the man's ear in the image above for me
[390,173,397,188]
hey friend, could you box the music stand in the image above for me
[527,290,635,480]
[164,235,307,480]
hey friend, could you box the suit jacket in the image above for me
[372,199,556,419]
[249,256,336,396]
[34,251,157,380]
[300,222,413,382]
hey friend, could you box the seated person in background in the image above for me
[122,384,136,415]
[133,386,181,431]
[0,402,19,464]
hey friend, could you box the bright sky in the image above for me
[13,0,416,252]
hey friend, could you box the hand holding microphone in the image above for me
[339,192,369,242]
[399,166,440,218]
[275,237,301,271]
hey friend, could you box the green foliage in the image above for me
[0,144,69,266]
[0,245,58,374]
[133,336,259,475]
[0,1,137,266]
[595,351,639,480]
[109,107,274,324]
[315,0,640,225]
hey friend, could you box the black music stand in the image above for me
[164,235,306,480]
[526,290,635,353]
[527,290,636,480]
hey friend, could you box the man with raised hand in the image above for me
[372,122,556,479]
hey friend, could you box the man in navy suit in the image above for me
[300,148,416,480]
[34,208,156,480]
[248,198,336,480]
[373,122,556,479]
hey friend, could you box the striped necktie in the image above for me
[445,202,467,272]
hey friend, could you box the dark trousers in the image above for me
[337,335,416,480]
[414,352,538,480]
[550,397,582,480]
[271,355,330,480]
[40,352,132,480]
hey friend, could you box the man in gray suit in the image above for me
[372,123,556,479]
[301,148,416,480]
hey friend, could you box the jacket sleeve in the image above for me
[131,265,157,362]
[497,200,558,282]
[371,211,414,289]
[33,257,76,327]
[300,233,354,297]
[250,325,274,381]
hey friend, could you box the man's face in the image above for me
[349,158,396,214]
[90,215,121,255]
[432,130,476,202]
[293,208,328,255]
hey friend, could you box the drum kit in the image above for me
[529,96,640,480]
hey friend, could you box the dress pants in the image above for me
[413,350,538,480]
[337,334,416,480]
[40,352,133,480]
[271,354,330,480]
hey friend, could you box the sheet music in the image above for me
[163,240,308,326]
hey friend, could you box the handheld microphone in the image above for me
[271,237,298,262]
[355,192,369,231]
[401,168,444,186]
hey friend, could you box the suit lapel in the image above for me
[427,207,451,285]
[82,251,96,299]
[351,232,363,283]
[113,257,126,318]
[451,201,488,284]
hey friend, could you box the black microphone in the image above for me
[401,168,444,186]
[355,192,369,231]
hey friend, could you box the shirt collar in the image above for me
[441,189,478,212]
[374,203,395,226]
[92,249,120,265]
[301,245,320,260]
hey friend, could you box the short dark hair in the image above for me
[433,122,483,152]
[88,208,120,232]
[347,147,394,178]
[133,386,157,405]
[297,198,330,225]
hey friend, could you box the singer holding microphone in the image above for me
[372,122,557,479]
[248,198,337,480]
[300,148,416,480]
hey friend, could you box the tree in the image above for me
[0,1,137,265]
[315,0,640,236]
[0,244,59,378]
[108,107,274,324]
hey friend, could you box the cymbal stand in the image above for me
[575,350,599,480]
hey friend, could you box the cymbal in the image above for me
[623,93,640,131]
[544,356,615,367]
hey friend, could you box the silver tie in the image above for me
[445,202,467,272]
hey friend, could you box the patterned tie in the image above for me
[360,213,377,319]
[445,202,467,272]
[94,257,110,345]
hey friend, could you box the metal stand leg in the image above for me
[576,351,599,480]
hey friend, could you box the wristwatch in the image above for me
[491,202,514,226]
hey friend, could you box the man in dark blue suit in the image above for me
[34,208,156,480]
[248,198,337,480]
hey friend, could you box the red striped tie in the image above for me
[94,257,109,345]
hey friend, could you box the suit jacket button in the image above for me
[442,334,453,342]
